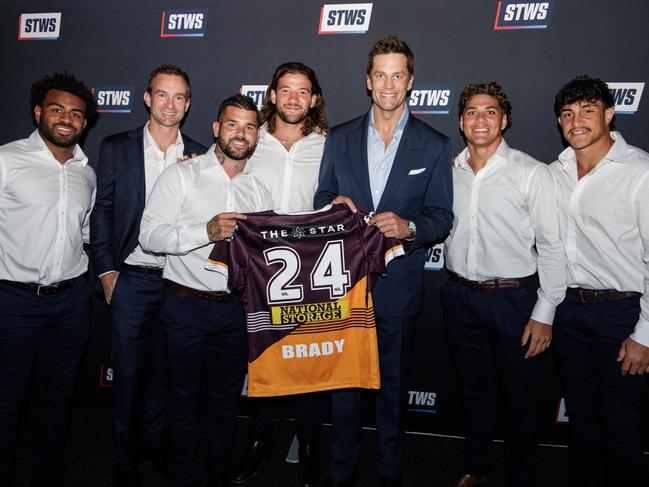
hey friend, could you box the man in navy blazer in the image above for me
[314,36,453,487]
[90,64,206,487]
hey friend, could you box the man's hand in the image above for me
[521,319,552,358]
[369,212,410,239]
[99,271,120,305]
[617,337,649,376]
[176,152,199,162]
[331,195,357,213]
[206,212,246,241]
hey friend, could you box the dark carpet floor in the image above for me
[12,403,649,486]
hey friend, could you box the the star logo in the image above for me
[291,227,306,239]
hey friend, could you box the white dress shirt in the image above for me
[550,131,649,346]
[139,145,273,291]
[247,124,325,211]
[123,123,185,268]
[0,130,96,284]
[445,139,566,324]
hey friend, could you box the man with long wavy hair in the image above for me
[232,62,329,487]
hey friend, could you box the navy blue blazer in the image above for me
[314,111,453,317]
[90,125,207,276]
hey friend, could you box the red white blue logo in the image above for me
[494,1,554,30]
[161,9,207,37]
[92,86,134,113]
[18,12,61,40]
[318,3,373,34]
[408,85,455,115]
[240,85,268,110]
[607,82,645,115]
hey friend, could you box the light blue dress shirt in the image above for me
[367,106,409,209]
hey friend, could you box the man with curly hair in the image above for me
[550,75,649,487]
[0,71,98,487]
[232,62,328,487]
[442,82,565,487]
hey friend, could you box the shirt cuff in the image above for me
[630,317,649,348]
[530,297,556,326]
[187,222,211,248]
[98,270,117,278]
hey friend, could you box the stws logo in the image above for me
[318,3,373,34]
[607,82,645,115]
[99,364,113,387]
[409,85,456,115]
[161,9,208,37]
[92,86,134,113]
[407,390,437,413]
[494,1,554,30]
[18,12,61,40]
[240,85,268,110]
[424,243,444,271]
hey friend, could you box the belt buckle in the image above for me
[578,289,594,303]
[36,284,51,296]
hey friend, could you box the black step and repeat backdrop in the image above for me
[2,0,649,448]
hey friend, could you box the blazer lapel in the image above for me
[377,116,422,212]
[128,127,146,209]
[348,112,375,211]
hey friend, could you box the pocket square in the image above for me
[408,168,426,175]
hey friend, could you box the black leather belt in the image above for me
[446,271,535,290]
[164,279,235,303]
[0,277,76,296]
[567,287,641,303]
[121,263,163,276]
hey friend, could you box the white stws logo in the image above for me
[424,243,444,271]
[318,3,373,34]
[607,82,645,114]
[407,390,437,413]
[18,13,61,40]
[240,85,268,110]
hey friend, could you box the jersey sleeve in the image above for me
[356,210,405,275]
[205,236,250,293]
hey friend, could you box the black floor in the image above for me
[12,403,649,486]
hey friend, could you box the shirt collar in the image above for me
[454,138,509,170]
[557,131,628,171]
[25,129,88,166]
[143,121,183,153]
[205,144,253,176]
[368,104,409,140]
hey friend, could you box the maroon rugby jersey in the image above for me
[205,204,404,397]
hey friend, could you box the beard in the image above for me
[276,104,309,125]
[217,136,257,161]
[38,121,82,148]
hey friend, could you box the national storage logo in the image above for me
[18,12,61,40]
[493,1,554,30]
[607,82,644,115]
[240,85,268,110]
[318,3,373,34]
[408,85,455,115]
[92,86,134,113]
[160,8,207,37]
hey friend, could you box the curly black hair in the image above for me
[458,81,512,131]
[554,75,614,117]
[30,71,98,123]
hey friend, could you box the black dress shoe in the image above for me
[297,437,322,487]
[231,439,272,484]
[143,446,169,480]
[115,469,142,487]
[378,474,403,487]
[446,473,493,487]
[322,478,356,487]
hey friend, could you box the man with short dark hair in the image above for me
[550,75,649,487]
[0,71,97,487]
[232,62,328,487]
[442,82,565,487]
[140,94,272,487]
[315,35,453,486]
[90,64,206,487]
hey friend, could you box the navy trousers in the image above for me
[161,290,248,487]
[109,268,166,471]
[441,277,541,487]
[0,276,89,487]
[553,293,645,487]
[247,392,325,443]
[330,313,417,480]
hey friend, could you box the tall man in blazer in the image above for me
[90,64,206,487]
[314,36,453,487]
